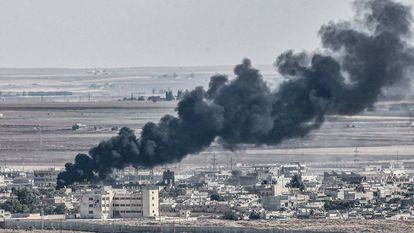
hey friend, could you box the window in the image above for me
[89,197,93,201]
[89,204,93,207]
[89,211,93,214]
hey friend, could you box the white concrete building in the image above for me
[80,186,159,219]
[80,186,114,219]
[142,186,159,217]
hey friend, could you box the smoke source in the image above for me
[57,0,414,188]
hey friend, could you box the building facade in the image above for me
[80,186,159,219]
[33,168,60,187]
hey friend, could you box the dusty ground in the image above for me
[227,219,414,233]
[7,219,412,233]
[0,67,413,170]
[3,219,414,233]
[0,231,87,233]
[0,100,413,170]
[117,218,414,233]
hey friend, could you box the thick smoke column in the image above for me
[57,0,414,188]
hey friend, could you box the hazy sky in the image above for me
[0,0,361,68]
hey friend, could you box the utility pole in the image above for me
[41,205,44,233]
[150,168,154,184]
[396,150,399,162]
[38,120,43,151]
[354,146,359,163]
[212,153,217,170]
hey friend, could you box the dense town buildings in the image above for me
[0,160,412,221]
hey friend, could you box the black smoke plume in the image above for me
[57,0,414,188]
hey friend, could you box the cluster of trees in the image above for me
[223,211,241,221]
[324,200,357,211]
[0,188,67,215]
[387,197,414,209]
[286,174,305,192]
[222,210,262,221]
[176,90,189,100]
[210,193,225,201]
[165,91,175,101]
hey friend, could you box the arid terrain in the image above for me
[3,218,414,233]
[0,100,413,170]
[0,67,413,170]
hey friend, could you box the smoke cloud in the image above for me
[57,0,414,188]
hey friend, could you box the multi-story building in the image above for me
[279,162,306,178]
[142,186,159,217]
[162,170,175,187]
[80,186,114,219]
[80,186,159,219]
[112,189,142,218]
[33,168,60,187]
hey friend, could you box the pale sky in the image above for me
[0,0,360,68]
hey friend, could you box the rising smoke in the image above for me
[57,0,414,188]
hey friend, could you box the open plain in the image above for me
[0,99,413,170]
[0,67,413,170]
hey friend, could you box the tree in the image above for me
[0,188,40,213]
[165,91,174,101]
[1,199,28,214]
[249,211,261,220]
[223,211,240,221]
[14,188,41,213]
[210,193,222,201]
[54,204,67,214]
[286,174,305,192]
[176,90,183,100]
[231,170,242,178]
[44,204,66,215]
[0,188,67,215]
[324,200,356,211]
